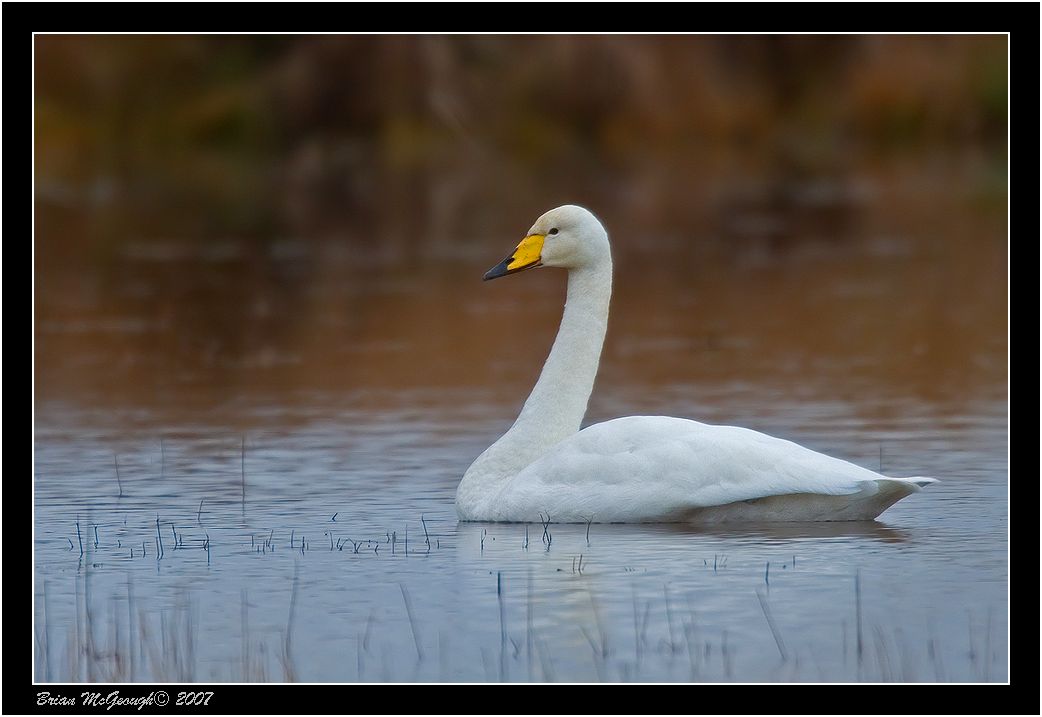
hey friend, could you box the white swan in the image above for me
[455,205,937,523]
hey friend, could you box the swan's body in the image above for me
[455,205,936,523]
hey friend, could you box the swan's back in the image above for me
[477,416,935,523]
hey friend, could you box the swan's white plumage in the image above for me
[456,205,936,524]
[467,416,935,522]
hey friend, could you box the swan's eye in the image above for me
[548,228,559,235]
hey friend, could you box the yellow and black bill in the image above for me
[483,234,545,281]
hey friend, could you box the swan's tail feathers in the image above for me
[884,476,938,492]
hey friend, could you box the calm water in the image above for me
[34,152,1007,682]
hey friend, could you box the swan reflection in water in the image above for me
[454,519,913,553]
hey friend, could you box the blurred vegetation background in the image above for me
[35,35,1007,409]
[36,35,1006,249]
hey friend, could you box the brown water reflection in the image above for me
[37,149,1005,426]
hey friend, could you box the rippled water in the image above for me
[36,386,1006,683]
[34,151,1007,682]
[35,383,1008,684]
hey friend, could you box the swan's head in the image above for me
[483,204,609,281]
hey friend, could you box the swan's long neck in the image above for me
[515,260,612,441]
[466,257,612,486]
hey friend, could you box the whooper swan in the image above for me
[455,205,936,523]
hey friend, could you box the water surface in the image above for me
[34,152,1007,682]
